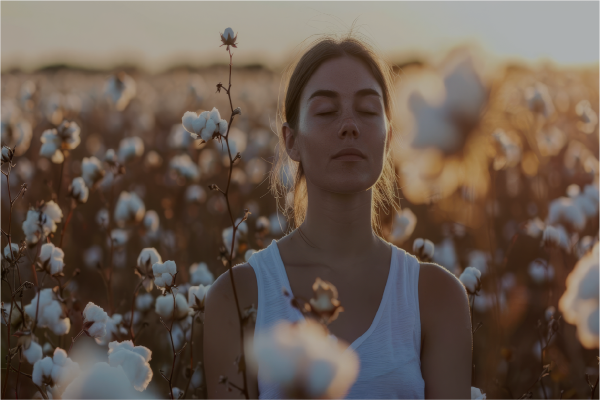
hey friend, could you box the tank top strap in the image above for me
[247,239,298,332]
[390,246,422,364]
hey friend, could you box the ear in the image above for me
[282,122,301,162]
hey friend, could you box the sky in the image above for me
[2,1,599,74]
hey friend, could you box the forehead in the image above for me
[301,55,383,101]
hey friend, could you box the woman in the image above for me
[204,33,472,399]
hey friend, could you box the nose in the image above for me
[338,118,360,139]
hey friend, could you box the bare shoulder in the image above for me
[417,262,470,331]
[206,262,258,310]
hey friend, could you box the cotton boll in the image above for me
[135,293,154,312]
[81,156,105,187]
[189,262,214,286]
[23,341,43,365]
[412,238,434,261]
[389,208,417,244]
[32,348,79,394]
[3,243,20,262]
[155,293,189,320]
[248,319,359,399]
[528,258,554,284]
[95,313,124,346]
[172,387,183,399]
[137,248,161,269]
[185,185,206,204]
[82,302,109,338]
[62,362,149,399]
[43,201,63,224]
[118,136,144,164]
[114,191,145,227]
[39,242,65,276]
[547,197,587,232]
[182,111,199,134]
[219,119,228,135]
[24,289,70,336]
[69,177,89,203]
[32,356,54,387]
[209,107,221,125]
[559,241,599,349]
[471,386,486,399]
[96,208,109,229]
[107,340,153,391]
[459,267,481,294]
[152,260,177,289]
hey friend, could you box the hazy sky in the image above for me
[2,1,599,73]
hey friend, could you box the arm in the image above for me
[418,262,472,399]
[204,263,259,399]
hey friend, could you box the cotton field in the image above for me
[1,28,598,400]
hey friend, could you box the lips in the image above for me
[332,148,366,159]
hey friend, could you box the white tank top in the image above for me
[247,239,425,399]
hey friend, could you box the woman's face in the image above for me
[283,55,389,195]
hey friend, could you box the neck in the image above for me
[296,178,382,261]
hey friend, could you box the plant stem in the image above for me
[129,280,143,340]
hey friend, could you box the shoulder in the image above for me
[417,262,470,332]
[205,262,258,314]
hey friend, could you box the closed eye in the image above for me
[360,111,378,115]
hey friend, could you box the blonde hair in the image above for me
[270,30,401,237]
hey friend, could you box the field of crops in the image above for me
[1,35,598,399]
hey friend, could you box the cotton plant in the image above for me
[528,258,555,284]
[471,386,487,399]
[152,260,178,293]
[167,123,193,150]
[95,313,128,346]
[222,217,248,256]
[181,106,229,143]
[37,242,65,276]
[247,318,360,399]
[459,266,482,296]
[541,224,572,253]
[22,338,43,365]
[185,184,206,204]
[68,176,89,203]
[155,292,190,320]
[81,156,105,188]
[136,247,162,292]
[1,145,14,166]
[32,347,80,397]
[407,51,489,156]
[108,228,129,249]
[107,340,153,391]
[188,284,211,315]
[169,153,200,182]
[412,238,435,262]
[3,242,24,263]
[142,210,160,234]
[189,262,214,286]
[81,302,109,338]
[135,292,154,312]
[389,208,417,244]
[22,200,63,245]
[114,190,145,227]
[1,301,24,327]
[39,120,81,163]
[105,72,136,111]
[118,136,144,163]
[24,288,70,335]
[559,240,599,349]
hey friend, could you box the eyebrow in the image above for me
[307,88,382,102]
